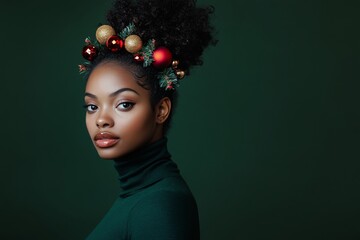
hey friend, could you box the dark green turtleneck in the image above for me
[86,138,200,240]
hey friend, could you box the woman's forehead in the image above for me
[85,63,148,97]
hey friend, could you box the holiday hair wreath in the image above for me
[78,23,186,91]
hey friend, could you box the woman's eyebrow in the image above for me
[84,92,97,99]
[109,88,139,97]
[84,88,139,99]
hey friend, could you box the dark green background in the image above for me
[1,0,359,239]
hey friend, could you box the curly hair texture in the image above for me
[86,0,216,134]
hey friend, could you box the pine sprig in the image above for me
[119,23,136,39]
[78,61,92,79]
[141,39,156,67]
[85,36,103,49]
[158,68,179,90]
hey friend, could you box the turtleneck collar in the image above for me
[113,137,180,197]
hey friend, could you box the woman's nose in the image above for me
[96,111,114,128]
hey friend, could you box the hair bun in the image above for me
[107,0,216,73]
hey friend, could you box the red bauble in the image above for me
[152,47,173,68]
[82,45,98,61]
[106,35,124,52]
[134,54,144,62]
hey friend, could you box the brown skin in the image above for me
[84,61,171,159]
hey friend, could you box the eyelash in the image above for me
[83,104,98,113]
[117,102,135,111]
[82,102,135,113]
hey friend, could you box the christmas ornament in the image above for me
[172,60,179,69]
[96,25,116,45]
[82,45,98,61]
[175,70,185,79]
[152,47,173,68]
[124,35,143,53]
[106,35,124,52]
[134,54,144,62]
[79,23,184,91]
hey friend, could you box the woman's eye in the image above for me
[117,102,135,111]
[83,104,98,113]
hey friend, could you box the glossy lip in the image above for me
[94,132,120,148]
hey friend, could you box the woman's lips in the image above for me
[94,132,120,148]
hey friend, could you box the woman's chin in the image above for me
[96,148,124,160]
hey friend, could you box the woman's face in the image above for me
[84,61,162,159]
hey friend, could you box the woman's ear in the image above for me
[155,97,172,124]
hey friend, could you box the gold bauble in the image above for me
[124,35,143,53]
[172,60,179,69]
[176,70,185,79]
[96,25,116,45]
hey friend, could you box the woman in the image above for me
[79,0,216,239]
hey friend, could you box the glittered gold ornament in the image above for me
[96,25,116,45]
[176,70,185,79]
[124,35,143,53]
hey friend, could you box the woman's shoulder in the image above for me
[127,185,199,239]
[134,175,196,207]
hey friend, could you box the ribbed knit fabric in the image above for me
[86,137,200,240]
